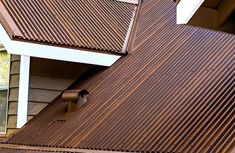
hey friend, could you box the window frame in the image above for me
[0,49,10,135]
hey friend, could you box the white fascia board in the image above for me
[0,24,121,67]
[17,55,30,128]
[177,0,205,24]
[116,0,139,5]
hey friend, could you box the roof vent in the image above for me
[62,89,89,112]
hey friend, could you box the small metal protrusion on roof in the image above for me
[62,90,81,102]
[62,89,89,112]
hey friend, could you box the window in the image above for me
[0,46,10,134]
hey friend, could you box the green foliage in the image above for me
[0,51,10,88]
[0,51,7,55]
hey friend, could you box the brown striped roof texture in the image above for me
[0,144,128,153]
[0,0,136,53]
[4,0,235,153]
[0,148,51,153]
[0,148,107,153]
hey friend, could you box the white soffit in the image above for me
[0,24,121,67]
[116,0,139,5]
[177,0,205,24]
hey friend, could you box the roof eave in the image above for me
[0,24,121,67]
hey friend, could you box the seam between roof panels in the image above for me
[122,5,138,53]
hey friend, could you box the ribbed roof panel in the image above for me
[0,148,50,153]
[0,0,136,53]
[5,0,235,152]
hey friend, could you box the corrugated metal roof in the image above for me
[4,0,235,153]
[0,144,129,153]
[0,0,136,53]
[0,148,51,153]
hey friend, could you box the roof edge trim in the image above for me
[177,0,205,24]
[116,0,139,5]
[0,24,121,67]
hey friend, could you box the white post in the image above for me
[17,55,30,128]
[177,0,205,24]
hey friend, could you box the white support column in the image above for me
[17,55,30,128]
[177,0,205,24]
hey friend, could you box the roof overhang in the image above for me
[177,0,205,24]
[0,24,121,67]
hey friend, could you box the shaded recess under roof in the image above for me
[188,0,235,34]
[0,0,137,53]
[2,0,235,153]
[203,0,223,9]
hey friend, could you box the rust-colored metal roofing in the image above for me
[0,148,51,153]
[0,0,136,53]
[4,0,235,153]
[0,144,127,153]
